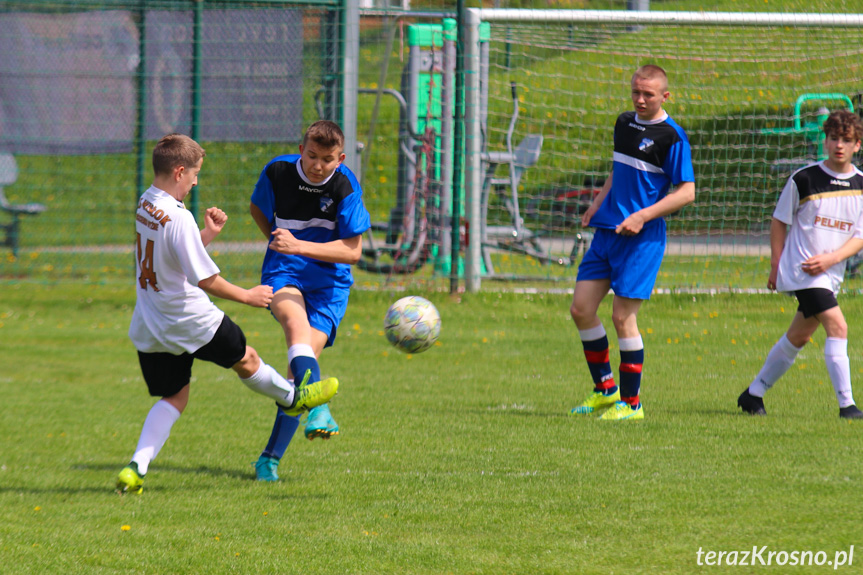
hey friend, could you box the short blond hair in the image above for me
[633,64,668,91]
[152,133,206,176]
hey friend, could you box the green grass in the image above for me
[2,282,863,573]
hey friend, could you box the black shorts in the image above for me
[795,288,838,319]
[137,314,247,397]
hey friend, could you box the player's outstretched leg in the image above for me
[116,462,145,495]
[283,369,339,417]
[305,404,340,440]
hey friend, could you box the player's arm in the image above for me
[268,230,362,265]
[767,217,787,290]
[198,274,274,308]
[801,237,863,277]
[615,181,695,236]
[581,172,613,227]
[249,202,272,240]
[200,207,227,247]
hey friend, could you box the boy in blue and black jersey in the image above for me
[250,120,371,480]
[569,65,695,421]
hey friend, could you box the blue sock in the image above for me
[290,355,320,386]
[261,406,300,460]
[582,336,616,394]
[619,348,644,408]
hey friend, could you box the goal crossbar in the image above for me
[469,9,863,28]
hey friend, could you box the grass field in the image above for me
[2,281,863,574]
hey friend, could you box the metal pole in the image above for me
[341,0,360,178]
[135,2,147,201]
[190,0,203,220]
[450,0,465,294]
[463,8,482,292]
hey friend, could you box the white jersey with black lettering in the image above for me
[774,161,863,294]
[128,186,224,354]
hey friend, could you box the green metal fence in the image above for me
[0,0,346,283]
[5,1,863,294]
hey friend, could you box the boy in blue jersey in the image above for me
[569,65,695,421]
[249,120,371,480]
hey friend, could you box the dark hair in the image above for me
[823,110,863,142]
[303,120,345,151]
[152,133,205,176]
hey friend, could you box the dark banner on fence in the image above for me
[0,11,138,155]
[144,9,303,143]
[0,8,303,155]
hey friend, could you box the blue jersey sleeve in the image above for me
[663,136,695,186]
[338,188,371,239]
[250,166,275,227]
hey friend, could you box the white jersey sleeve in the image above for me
[772,177,798,225]
[167,209,221,286]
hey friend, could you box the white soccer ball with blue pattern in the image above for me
[384,296,441,354]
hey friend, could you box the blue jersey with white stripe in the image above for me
[251,154,371,290]
[589,111,694,231]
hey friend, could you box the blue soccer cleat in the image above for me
[254,455,280,482]
[305,404,340,440]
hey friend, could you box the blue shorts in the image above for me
[266,273,350,348]
[576,225,666,300]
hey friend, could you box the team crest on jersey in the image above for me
[320,196,333,212]
[639,138,655,152]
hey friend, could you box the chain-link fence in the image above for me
[0,0,342,283]
[4,0,863,292]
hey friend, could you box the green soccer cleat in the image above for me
[283,372,339,417]
[254,455,280,482]
[305,404,340,441]
[116,463,144,495]
[570,389,620,416]
[599,401,644,421]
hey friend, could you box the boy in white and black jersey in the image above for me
[117,134,338,494]
[739,110,863,419]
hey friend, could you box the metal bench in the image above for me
[0,153,46,257]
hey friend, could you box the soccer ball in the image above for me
[384,296,441,354]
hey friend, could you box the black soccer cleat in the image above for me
[738,389,766,415]
[839,405,863,419]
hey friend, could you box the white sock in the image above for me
[749,334,801,397]
[825,337,855,408]
[240,362,295,407]
[131,400,181,475]
[578,323,607,343]
[618,335,644,352]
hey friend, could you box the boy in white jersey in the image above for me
[117,134,339,494]
[738,110,863,419]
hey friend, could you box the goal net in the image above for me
[462,10,863,291]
